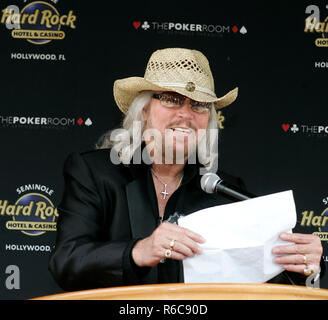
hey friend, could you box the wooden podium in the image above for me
[33,283,328,300]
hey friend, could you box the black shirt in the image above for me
[126,161,194,284]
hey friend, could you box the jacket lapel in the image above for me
[125,175,157,239]
[125,166,158,284]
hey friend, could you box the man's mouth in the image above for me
[170,127,193,135]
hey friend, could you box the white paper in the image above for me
[178,190,297,283]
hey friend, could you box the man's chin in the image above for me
[162,143,197,164]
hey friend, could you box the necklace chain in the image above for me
[151,169,181,185]
[151,169,183,200]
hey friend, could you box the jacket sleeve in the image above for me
[48,152,146,291]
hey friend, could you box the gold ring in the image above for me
[304,266,314,277]
[302,254,307,264]
[169,239,175,251]
[164,249,172,259]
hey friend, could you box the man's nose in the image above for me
[176,99,194,119]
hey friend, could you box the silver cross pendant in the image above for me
[161,184,169,199]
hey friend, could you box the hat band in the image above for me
[151,81,216,98]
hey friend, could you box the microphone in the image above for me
[200,172,253,201]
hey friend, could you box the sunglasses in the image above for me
[152,92,212,114]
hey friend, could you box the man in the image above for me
[49,48,323,291]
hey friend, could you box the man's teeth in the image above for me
[172,128,191,133]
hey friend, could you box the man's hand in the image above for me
[273,232,323,276]
[132,222,205,267]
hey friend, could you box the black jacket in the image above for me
[49,149,312,291]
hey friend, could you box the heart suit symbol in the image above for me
[282,123,290,132]
[133,21,141,29]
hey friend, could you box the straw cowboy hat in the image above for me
[113,48,238,114]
